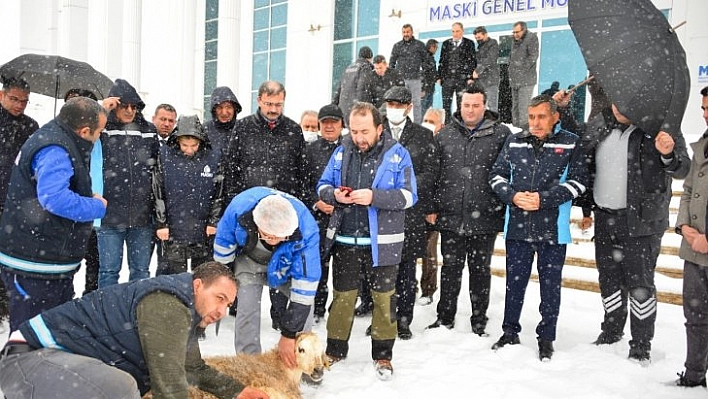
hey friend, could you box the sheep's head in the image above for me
[295,332,329,383]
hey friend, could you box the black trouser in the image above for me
[441,77,467,123]
[395,255,417,326]
[683,260,708,381]
[436,231,496,329]
[162,241,212,274]
[326,244,398,361]
[82,229,100,294]
[594,209,660,346]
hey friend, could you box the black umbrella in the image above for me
[568,0,690,136]
[0,53,113,113]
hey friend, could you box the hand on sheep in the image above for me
[236,386,271,399]
[278,335,298,369]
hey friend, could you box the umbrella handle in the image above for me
[670,21,686,33]
[567,76,595,94]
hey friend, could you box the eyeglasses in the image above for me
[257,229,289,242]
[6,95,29,105]
[118,103,137,110]
[262,101,284,108]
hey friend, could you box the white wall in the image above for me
[1,0,707,135]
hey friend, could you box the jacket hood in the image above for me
[210,86,243,117]
[167,115,211,150]
[107,79,145,111]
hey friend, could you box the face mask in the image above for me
[421,122,436,133]
[303,131,319,143]
[386,107,407,124]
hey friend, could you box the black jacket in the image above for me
[153,118,224,245]
[435,111,510,235]
[0,106,38,214]
[582,113,690,237]
[204,86,242,154]
[359,68,406,108]
[387,118,439,259]
[0,119,94,273]
[438,37,477,83]
[223,112,307,204]
[100,80,158,228]
[304,136,341,228]
[390,37,432,80]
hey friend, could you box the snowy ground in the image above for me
[1,258,703,399]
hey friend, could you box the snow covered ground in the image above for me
[1,258,703,399]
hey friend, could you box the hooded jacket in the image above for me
[98,79,158,228]
[204,86,242,153]
[153,115,224,245]
[317,132,418,267]
[332,58,373,123]
[435,110,510,235]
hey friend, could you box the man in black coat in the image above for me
[204,86,242,154]
[0,77,39,327]
[358,55,405,109]
[361,86,439,339]
[222,80,308,330]
[438,22,477,123]
[426,85,510,336]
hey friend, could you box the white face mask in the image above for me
[303,131,319,143]
[421,122,436,133]
[386,107,407,124]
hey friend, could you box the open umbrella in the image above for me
[0,53,113,113]
[568,0,690,137]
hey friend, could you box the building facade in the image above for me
[1,0,706,139]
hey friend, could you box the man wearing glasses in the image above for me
[0,77,39,331]
[222,80,309,332]
[214,186,321,367]
[94,79,158,288]
[509,21,539,129]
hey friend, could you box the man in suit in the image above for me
[438,22,477,123]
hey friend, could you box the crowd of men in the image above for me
[0,19,706,398]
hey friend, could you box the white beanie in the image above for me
[253,194,298,237]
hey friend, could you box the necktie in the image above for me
[392,127,401,141]
[454,40,459,47]
[268,120,276,130]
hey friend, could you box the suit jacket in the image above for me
[438,37,476,83]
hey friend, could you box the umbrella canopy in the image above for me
[0,54,113,101]
[568,0,690,136]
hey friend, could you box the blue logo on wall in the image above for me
[699,65,708,83]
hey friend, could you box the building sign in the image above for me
[699,64,708,84]
[429,0,568,22]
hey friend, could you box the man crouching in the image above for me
[0,262,268,399]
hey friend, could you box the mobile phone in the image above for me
[338,186,353,196]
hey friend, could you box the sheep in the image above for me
[144,332,329,399]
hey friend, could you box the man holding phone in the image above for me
[316,102,417,380]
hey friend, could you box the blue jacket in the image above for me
[489,125,587,244]
[19,273,196,395]
[0,118,106,276]
[213,187,321,337]
[317,132,417,266]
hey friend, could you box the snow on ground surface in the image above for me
[1,256,703,399]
